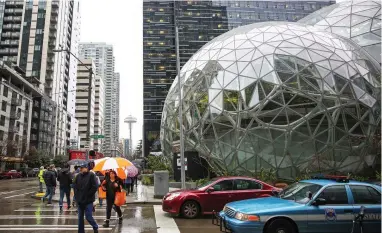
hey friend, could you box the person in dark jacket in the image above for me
[73,163,98,233]
[57,164,72,212]
[42,164,56,205]
[101,170,123,227]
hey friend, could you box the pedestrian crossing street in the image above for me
[0,202,117,232]
[0,193,219,233]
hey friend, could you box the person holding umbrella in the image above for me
[100,170,123,227]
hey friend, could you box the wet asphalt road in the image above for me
[0,178,221,233]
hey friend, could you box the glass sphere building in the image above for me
[160,22,381,179]
[299,0,381,64]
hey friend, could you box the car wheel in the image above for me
[266,219,296,233]
[181,201,200,219]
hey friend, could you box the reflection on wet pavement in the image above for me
[115,205,158,233]
[0,178,223,233]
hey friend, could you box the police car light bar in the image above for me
[311,174,350,183]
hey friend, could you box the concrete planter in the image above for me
[169,182,197,189]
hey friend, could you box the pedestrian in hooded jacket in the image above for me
[42,164,56,205]
[57,163,72,212]
[73,163,98,233]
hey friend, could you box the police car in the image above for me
[214,176,381,233]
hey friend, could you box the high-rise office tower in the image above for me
[0,0,81,156]
[143,0,335,156]
[78,43,118,156]
[113,72,120,143]
[75,59,95,149]
[94,73,104,152]
[0,0,24,63]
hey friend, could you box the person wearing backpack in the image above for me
[42,165,56,205]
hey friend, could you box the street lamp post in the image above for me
[53,48,94,161]
[175,26,186,190]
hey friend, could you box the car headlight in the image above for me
[234,212,260,221]
[166,193,180,201]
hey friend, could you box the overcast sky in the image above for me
[80,0,143,148]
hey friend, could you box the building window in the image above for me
[3,86,8,97]
[34,45,41,51]
[0,130,3,140]
[0,116,5,126]
[1,101,6,111]
[36,29,43,34]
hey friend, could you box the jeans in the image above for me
[124,183,131,194]
[43,185,54,203]
[39,182,43,193]
[106,198,122,220]
[78,203,98,233]
[99,198,103,207]
[59,186,71,208]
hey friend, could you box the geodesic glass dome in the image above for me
[299,0,381,64]
[160,22,381,179]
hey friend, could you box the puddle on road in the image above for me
[114,206,158,233]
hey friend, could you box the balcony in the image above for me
[50,24,57,32]
[9,127,19,133]
[10,111,21,120]
[47,57,54,65]
[45,73,53,81]
[49,32,56,39]
[51,8,58,16]
[48,41,56,48]
[51,1,59,8]
[2,32,11,38]
[2,24,17,30]
[11,98,22,106]
[0,48,9,54]
[50,16,58,23]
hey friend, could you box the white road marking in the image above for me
[3,191,36,199]
[154,205,180,233]
[0,215,118,219]
[0,227,111,231]
[0,187,36,195]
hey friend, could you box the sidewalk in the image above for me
[32,182,178,205]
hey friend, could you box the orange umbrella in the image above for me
[93,157,133,172]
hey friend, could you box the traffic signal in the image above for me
[89,150,96,158]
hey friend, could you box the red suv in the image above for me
[162,176,280,218]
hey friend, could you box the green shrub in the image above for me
[147,155,172,172]
[141,175,154,186]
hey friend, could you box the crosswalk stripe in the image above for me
[0,215,118,219]
[0,228,111,231]
[3,191,36,199]
[153,205,180,233]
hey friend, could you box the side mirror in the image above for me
[312,198,326,206]
[207,187,215,193]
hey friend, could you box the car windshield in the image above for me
[197,178,219,190]
[279,182,322,204]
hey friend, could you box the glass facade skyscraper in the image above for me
[143,0,335,156]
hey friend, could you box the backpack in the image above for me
[90,170,101,186]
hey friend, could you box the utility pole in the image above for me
[175,25,186,190]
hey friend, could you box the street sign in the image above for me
[90,134,105,139]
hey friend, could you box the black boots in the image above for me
[103,220,110,228]
[103,217,123,227]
